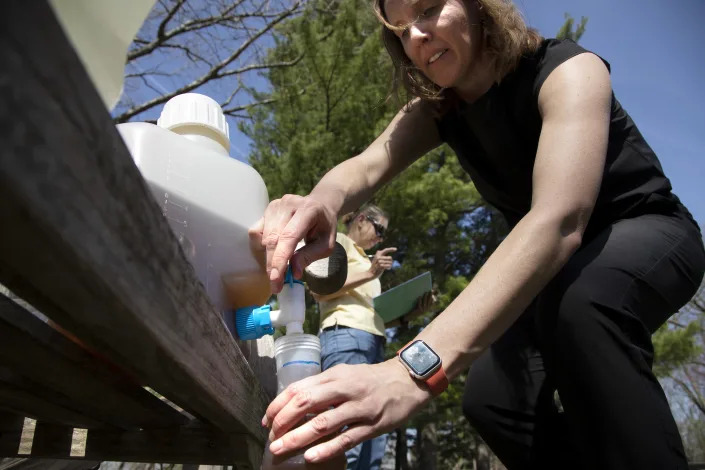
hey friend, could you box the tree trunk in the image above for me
[394,426,409,470]
[417,420,438,470]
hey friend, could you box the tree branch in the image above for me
[127,0,277,61]
[114,0,303,123]
[157,0,187,41]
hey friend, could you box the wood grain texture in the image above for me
[0,1,270,443]
[0,296,187,429]
[0,413,25,458]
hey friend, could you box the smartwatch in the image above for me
[397,340,448,396]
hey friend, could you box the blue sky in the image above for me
[517,0,705,226]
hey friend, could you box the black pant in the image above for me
[462,213,705,470]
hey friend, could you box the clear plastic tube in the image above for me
[262,334,346,470]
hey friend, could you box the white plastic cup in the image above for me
[264,334,345,469]
[274,334,321,394]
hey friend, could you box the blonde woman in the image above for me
[252,0,705,468]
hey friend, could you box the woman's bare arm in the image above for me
[262,99,442,291]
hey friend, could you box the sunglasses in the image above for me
[365,215,386,238]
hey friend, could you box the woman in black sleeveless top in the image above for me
[254,1,705,468]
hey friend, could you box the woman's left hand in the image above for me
[263,358,433,463]
[416,291,436,314]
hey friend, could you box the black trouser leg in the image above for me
[463,213,705,470]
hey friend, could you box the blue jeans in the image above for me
[320,327,388,470]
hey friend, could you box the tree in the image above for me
[654,282,705,461]
[113,0,305,124]
[556,13,588,42]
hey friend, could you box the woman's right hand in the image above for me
[249,195,338,294]
[368,247,397,278]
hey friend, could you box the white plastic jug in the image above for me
[117,93,271,314]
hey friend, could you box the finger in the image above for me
[268,379,353,441]
[304,424,376,464]
[416,296,424,308]
[380,247,397,255]
[268,196,334,288]
[267,199,312,292]
[269,401,360,456]
[248,217,264,246]
[264,372,325,427]
[264,368,344,433]
[262,200,290,281]
[423,297,432,310]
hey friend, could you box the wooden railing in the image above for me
[0,2,276,468]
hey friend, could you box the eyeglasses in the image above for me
[366,215,386,238]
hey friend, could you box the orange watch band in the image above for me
[425,367,449,396]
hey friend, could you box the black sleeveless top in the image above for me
[435,38,696,238]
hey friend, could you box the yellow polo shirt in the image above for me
[318,233,385,337]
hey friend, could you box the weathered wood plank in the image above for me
[83,425,262,469]
[0,458,101,470]
[0,424,260,469]
[0,413,24,457]
[30,423,72,460]
[0,381,105,430]
[0,1,270,443]
[0,296,187,429]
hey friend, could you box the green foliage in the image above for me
[653,284,705,460]
[241,0,393,199]
[556,13,588,42]
[653,321,701,377]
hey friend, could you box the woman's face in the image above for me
[383,0,483,90]
[357,214,388,250]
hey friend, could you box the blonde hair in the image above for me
[341,204,389,232]
[373,0,543,105]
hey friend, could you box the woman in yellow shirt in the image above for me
[314,204,430,470]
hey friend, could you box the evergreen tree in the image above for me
[556,13,588,42]
[653,283,705,461]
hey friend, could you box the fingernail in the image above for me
[261,416,268,427]
[304,448,319,462]
[270,439,282,454]
[268,430,276,442]
[270,267,279,281]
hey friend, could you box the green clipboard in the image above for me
[373,271,432,323]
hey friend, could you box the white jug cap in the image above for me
[157,93,230,149]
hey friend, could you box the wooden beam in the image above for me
[0,2,270,443]
[0,382,105,430]
[0,296,187,429]
[0,424,261,469]
[0,458,102,470]
[83,424,262,469]
[0,413,24,457]
[29,423,72,460]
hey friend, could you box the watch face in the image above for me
[400,341,440,377]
